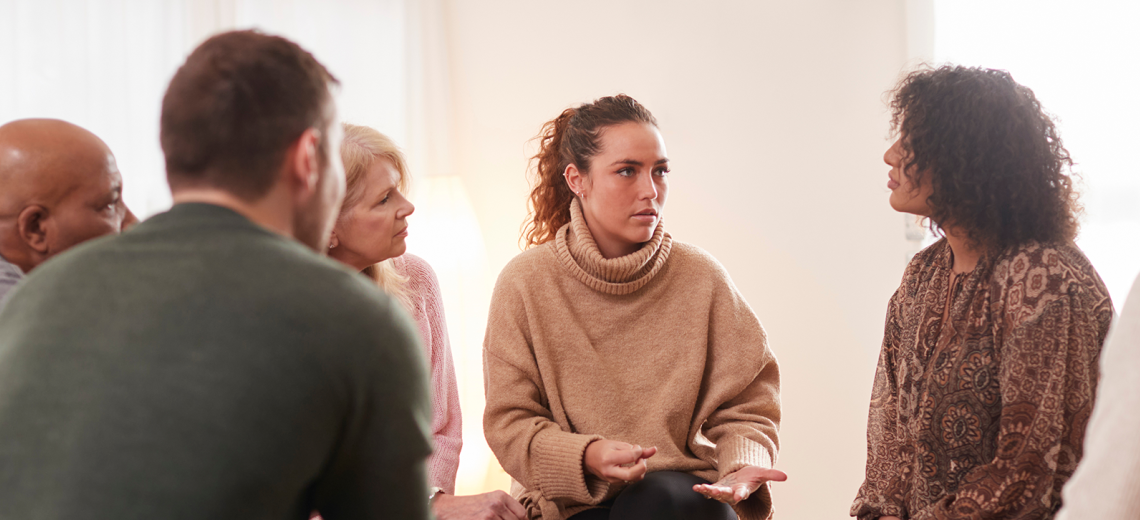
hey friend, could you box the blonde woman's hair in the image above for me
[339,123,412,308]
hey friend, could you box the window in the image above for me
[934,0,1140,303]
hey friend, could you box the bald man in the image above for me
[0,118,132,309]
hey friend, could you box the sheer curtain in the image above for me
[0,0,412,218]
[0,0,191,217]
[1,0,497,493]
[932,0,1140,303]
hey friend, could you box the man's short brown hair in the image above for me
[161,30,339,200]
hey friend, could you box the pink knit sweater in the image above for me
[391,253,463,493]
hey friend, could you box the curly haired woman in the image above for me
[850,65,1115,520]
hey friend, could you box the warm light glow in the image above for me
[405,175,504,494]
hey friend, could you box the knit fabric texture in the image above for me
[392,253,463,494]
[1057,273,1140,520]
[483,199,781,520]
[0,203,433,518]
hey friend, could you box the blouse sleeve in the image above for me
[851,288,909,520]
[481,273,609,506]
[1057,275,1140,520]
[912,272,1109,519]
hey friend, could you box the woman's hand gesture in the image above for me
[583,440,657,484]
[692,466,787,504]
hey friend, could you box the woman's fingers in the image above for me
[606,444,654,466]
[606,456,649,482]
[754,468,788,482]
[494,491,528,519]
[692,466,789,505]
[693,484,736,503]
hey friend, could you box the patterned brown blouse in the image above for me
[852,240,1113,520]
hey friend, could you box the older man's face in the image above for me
[50,150,128,252]
[0,118,131,272]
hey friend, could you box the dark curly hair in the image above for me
[890,65,1082,251]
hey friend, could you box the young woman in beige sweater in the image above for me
[483,95,785,520]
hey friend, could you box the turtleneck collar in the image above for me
[553,198,672,295]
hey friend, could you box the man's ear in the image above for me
[288,127,323,201]
[17,205,51,254]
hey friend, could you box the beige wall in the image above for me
[443,1,914,518]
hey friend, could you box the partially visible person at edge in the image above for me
[1056,271,1140,520]
[0,118,137,312]
[323,122,526,520]
[851,65,1114,520]
[0,30,431,519]
[482,94,785,520]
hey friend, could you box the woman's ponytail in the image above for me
[523,108,578,247]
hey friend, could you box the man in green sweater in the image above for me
[0,30,432,519]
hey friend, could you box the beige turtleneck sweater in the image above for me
[483,200,781,520]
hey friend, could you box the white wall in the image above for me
[442,1,913,518]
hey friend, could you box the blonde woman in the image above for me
[329,124,526,520]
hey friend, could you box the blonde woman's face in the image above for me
[331,157,414,270]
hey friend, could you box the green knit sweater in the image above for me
[0,203,431,520]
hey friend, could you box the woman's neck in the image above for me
[580,214,639,259]
[594,234,639,260]
[944,228,982,274]
[328,247,382,273]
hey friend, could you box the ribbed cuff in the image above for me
[734,483,773,520]
[716,435,774,477]
[718,435,776,520]
[532,430,609,504]
[427,436,461,494]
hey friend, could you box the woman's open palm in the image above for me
[692,466,787,505]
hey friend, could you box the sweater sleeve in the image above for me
[404,255,463,494]
[312,294,434,520]
[851,289,909,520]
[482,274,610,506]
[697,276,781,520]
[912,286,1106,519]
[1057,275,1140,520]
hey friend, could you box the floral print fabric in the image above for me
[852,240,1113,520]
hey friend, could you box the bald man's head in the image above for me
[0,119,129,273]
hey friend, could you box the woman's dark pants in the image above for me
[567,471,737,520]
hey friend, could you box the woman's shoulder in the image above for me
[669,240,725,270]
[906,238,949,273]
[988,241,1112,318]
[990,241,1102,288]
[496,242,559,283]
[893,238,950,291]
[666,240,737,287]
[391,254,446,313]
[394,253,436,281]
